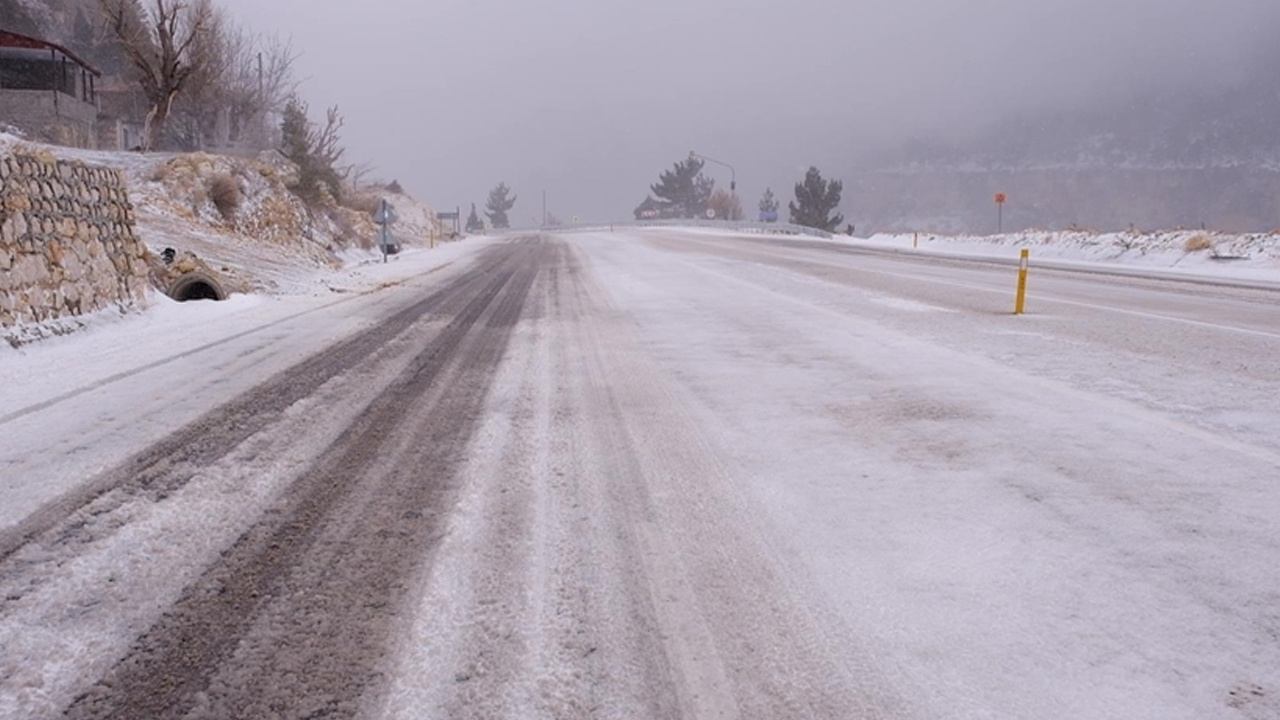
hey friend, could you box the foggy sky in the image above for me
[218,0,1279,224]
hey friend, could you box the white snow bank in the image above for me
[657,224,1280,284]
[863,229,1280,279]
[0,240,492,420]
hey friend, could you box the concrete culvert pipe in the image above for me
[168,272,228,302]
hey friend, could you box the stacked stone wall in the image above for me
[0,150,150,330]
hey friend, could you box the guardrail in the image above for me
[492,219,835,240]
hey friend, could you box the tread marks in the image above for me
[60,240,549,720]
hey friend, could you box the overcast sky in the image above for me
[218,0,1279,223]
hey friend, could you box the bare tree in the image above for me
[190,16,300,150]
[168,4,233,148]
[99,0,216,150]
[345,161,378,190]
[205,23,298,149]
[311,104,347,174]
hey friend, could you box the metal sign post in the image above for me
[437,208,461,238]
[373,199,398,263]
[995,193,1007,234]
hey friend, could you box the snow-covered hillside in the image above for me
[0,132,444,297]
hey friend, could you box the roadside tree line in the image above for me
[463,183,518,232]
[635,158,846,232]
[96,0,297,153]
[95,0,402,219]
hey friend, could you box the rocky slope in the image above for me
[1,132,443,332]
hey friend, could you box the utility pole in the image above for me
[543,190,547,227]
[690,151,737,219]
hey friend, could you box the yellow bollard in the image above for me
[1014,249,1029,315]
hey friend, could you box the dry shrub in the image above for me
[209,173,242,221]
[149,162,171,183]
[340,190,382,215]
[328,207,369,249]
[1183,234,1213,253]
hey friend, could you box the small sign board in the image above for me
[374,199,399,260]
[373,200,398,225]
[759,210,778,223]
[437,211,460,220]
[706,208,716,219]
[377,226,399,252]
[995,193,1007,205]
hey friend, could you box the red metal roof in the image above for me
[0,28,102,76]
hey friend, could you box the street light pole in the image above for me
[689,151,736,193]
[690,151,738,220]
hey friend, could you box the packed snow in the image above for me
[3,217,1279,718]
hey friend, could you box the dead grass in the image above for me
[209,173,242,221]
[1184,234,1213,252]
[340,189,382,215]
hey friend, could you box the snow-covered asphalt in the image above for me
[2,230,1278,719]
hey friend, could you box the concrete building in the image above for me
[0,28,101,148]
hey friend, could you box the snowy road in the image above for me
[2,230,1279,718]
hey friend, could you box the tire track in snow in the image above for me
[0,263,458,429]
[376,242,687,719]
[56,239,545,719]
[0,252,502,563]
[377,238,914,718]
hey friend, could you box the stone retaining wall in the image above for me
[1,150,150,330]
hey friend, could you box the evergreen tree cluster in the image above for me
[647,158,715,219]
[789,167,843,231]
[485,183,517,229]
[638,158,844,230]
[465,203,484,232]
[758,187,779,222]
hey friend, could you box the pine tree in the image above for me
[758,188,779,222]
[279,97,344,205]
[789,167,844,231]
[484,183,517,229]
[650,158,715,219]
[465,203,484,232]
[280,98,311,164]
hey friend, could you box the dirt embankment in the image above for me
[131,151,443,294]
[1,133,443,300]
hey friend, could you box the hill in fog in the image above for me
[851,46,1280,234]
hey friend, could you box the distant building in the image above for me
[0,29,101,148]
[634,196,680,220]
